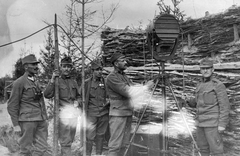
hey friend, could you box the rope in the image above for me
[0,23,109,73]
[0,25,54,48]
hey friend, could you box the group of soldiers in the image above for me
[7,52,230,156]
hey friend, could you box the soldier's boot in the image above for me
[86,140,93,156]
[95,135,104,155]
[61,146,72,156]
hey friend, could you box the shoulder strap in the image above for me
[85,78,92,107]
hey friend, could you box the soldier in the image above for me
[82,59,109,155]
[105,52,153,156]
[7,54,52,156]
[184,58,230,156]
[44,56,81,156]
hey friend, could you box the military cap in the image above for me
[91,59,102,70]
[110,52,125,64]
[22,54,40,65]
[200,58,214,68]
[61,56,73,66]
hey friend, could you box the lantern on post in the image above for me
[146,14,180,62]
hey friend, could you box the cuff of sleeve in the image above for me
[12,121,19,127]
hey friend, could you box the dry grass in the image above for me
[0,125,20,153]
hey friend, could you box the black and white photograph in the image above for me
[0,0,240,156]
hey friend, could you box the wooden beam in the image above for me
[233,24,239,41]
[187,34,192,48]
[104,62,240,72]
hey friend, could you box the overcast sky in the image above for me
[0,0,239,77]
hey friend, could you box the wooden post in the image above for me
[161,62,168,156]
[4,82,8,102]
[187,33,192,49]
[233,24,239,42]
[53,14,60,156]
[81,1,87,156]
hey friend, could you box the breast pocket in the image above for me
[71,85,77,98]
[59,84,68,98]
[203,89,215,105]
[24,85,35,99]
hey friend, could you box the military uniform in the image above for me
[44,75,81,156]
[187,58,230,156]
[106,69,133,156]
[7,55,52,156]
[83,75,109,155]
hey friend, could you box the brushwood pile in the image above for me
[101,5,240,156]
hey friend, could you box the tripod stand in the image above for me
[123,61,201,156]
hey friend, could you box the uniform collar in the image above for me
[114,68,125,75]
[202,76,212,82]
[24,72,35,82]
[61,74,71,80]
[28,76,35,82]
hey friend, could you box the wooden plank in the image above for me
[104,62,240,72]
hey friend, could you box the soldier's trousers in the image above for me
[86,114,109,155]
[59,117,78,156]
[107,116,132,156]
[18,120,52,156]
[196,126,224,156]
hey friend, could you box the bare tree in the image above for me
[59,0,119,62]
[39,27,55,82]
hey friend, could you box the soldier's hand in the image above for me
[52,70,60,78]
[51,70,60,83]
[13,125,21,136]
[218,126,225,133]
[73,100,79,108]
[145,80,155,89]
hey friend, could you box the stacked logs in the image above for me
[101,5,240,155]
[101,5,240,105]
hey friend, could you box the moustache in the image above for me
[34,67,39,71]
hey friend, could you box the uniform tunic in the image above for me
[83,77,109,154]
[106,70,133,156]
[188,78,230,127]
[44,75,81,155]
[188,77,230,155]
[44,76,81,107]
[106,70,133,116]
[85,77,109,117]
[7,73,51,156]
